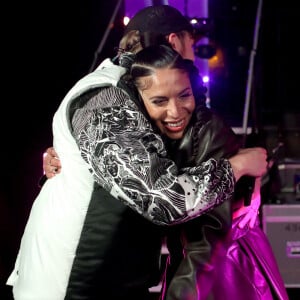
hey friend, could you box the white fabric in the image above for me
[7,59,126,300]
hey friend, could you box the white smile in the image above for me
[165,120,184,127]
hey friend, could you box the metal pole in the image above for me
[242,0,263,143]
[89,0,123,73]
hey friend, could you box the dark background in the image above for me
[1,0,299,299]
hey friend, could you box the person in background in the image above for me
[10,4,274,299]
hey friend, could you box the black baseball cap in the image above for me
[124,5,193,36]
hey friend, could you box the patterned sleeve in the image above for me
[72,86,235,226]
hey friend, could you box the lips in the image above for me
[163,119,185,132]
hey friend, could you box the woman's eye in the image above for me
[152,99,166,105]
[180,92,193,99]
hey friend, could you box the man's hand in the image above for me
[43,147,61,178]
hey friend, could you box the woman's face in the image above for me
[138,68,195,140]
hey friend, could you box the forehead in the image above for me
[139,68,190,94]
[152,68,189,80]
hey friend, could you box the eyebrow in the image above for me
[148,96,167,101]
[148,87,192,101]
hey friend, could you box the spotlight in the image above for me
[189,17,214,38]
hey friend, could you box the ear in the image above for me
[167,33,180,51]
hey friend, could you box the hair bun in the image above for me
[118,52,136,70]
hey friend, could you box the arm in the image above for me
[170,105,267,227]
[44,90,268,224]
[71,86,235,226]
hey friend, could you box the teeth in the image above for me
[167,120,184,127]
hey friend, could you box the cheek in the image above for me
[143,102,164,121]
[185,99,196,113]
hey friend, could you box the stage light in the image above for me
[202,75,209,83]
[189,17,214,38]
[123,16,130,26]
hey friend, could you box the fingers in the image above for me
[43,147,61,178]
[45,170,57,179]
[43,159,58,178]
[249,207,259,228]
[248,148,268,177]
[236,177,261,229]
[249,148,268,177]
[43,161,56,178]
[236,206,259,229]
[229,147,268,181]
[232,205,248,219]
[47,147,58,158]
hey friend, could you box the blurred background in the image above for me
[1,0,299,299]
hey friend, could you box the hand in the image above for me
[233,177,261,229]
[229,147,268,181]
[43,147,61,178]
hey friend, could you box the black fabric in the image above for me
[162,105,242,300]
[68,88,102,130]
[172,105,242,166]
[162,101,288,299]
[65,183,164,300]
[65,81,164,300]
[162,105,288,299]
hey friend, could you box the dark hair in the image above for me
[116,29,178,58]
[130,45,188,89]
[122,44,206,104]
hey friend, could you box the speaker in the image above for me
[262,204,300,287]
[278,162,300,194]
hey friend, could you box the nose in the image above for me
[167,100,181,118]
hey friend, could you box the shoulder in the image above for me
[75,85,129,110]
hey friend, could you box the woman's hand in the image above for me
[43,147,61,178]
[229,147,268,181]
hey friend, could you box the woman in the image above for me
[120,44,287,300]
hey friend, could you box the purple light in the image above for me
[202,75,209,83]
[124,1,208,20]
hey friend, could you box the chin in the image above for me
[165,132,184,140]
